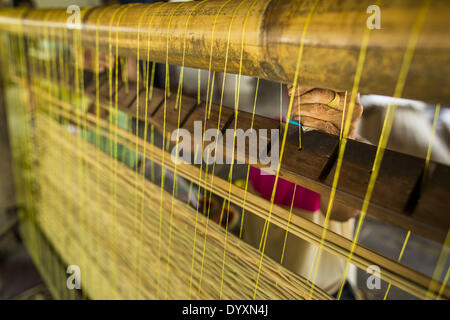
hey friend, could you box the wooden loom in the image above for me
[0,0,449,300]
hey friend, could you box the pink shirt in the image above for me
[249,166,321,212]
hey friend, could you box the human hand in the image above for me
[287,85,363,138]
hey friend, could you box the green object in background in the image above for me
[46,76,141,170]
[80,110,140,170]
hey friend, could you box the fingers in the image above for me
[287,84,314,97]
[292,103,343,124]
[290,91,362,122]
[288,86,361,111]
[286,84,363,137]
[296,88,349,111]
[297,116,340,136]
[290,100,363,137]
[300,89,343,110]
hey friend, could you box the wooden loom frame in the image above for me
[0,0,449,300]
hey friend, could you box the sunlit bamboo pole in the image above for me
[0,0,450,104]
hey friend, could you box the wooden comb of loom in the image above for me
[0,0,449,300]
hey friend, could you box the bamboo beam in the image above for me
[1,0,450,105]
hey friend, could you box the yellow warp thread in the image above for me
[426,229,450,299]
[336,0,432,299]
[277,185,298,288]
[308,0,381,300]
[422,104,440,191]
[157,2,186,298]
[220,0,259,299]
[339,91,348,141]
[195,0,249,298]
[384,230,411,300]
[166,0,210,299]
[197,0,234,295]
[255,0,321,300]
[437,267,450,300]
[135,3,165,296]
[238,77,260,239]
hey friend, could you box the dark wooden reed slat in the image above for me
[323,139,424,218]
[182,102,235,135]
[127,87,165,119]
[152,93,197,134]
[414,164,450,230]
[115,82,142,110]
